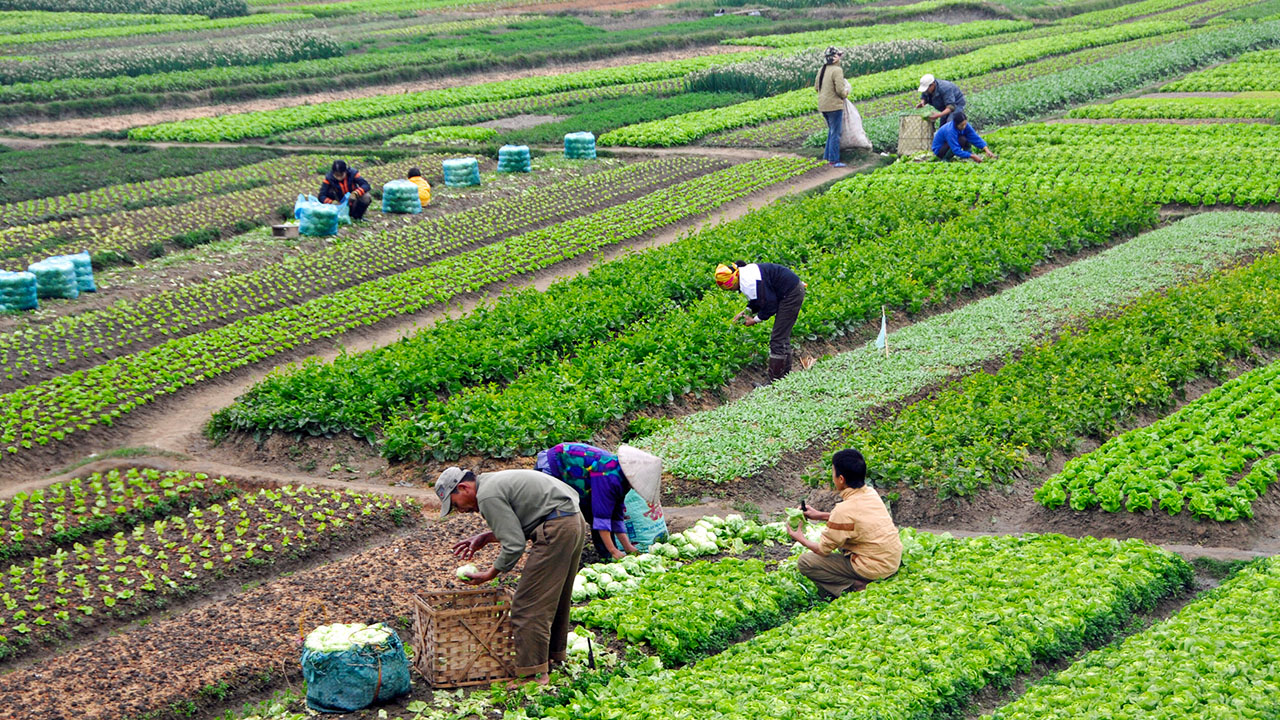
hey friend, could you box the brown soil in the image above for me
[0,515,502,720]
[8,46,750,138]
[475,113,569,130]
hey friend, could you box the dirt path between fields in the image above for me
[7,45,750,138]
[0,159,857,485]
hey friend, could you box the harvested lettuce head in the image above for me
[456,563,479,580]
[304,623,393,653]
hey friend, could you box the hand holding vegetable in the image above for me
[803,507,830,522]
[462,565,499,586]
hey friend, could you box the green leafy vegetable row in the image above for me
[1162,48,1280,91]
[573,557,817,665]
[0,10,307,47]
[1036,356,1280,520]
[549,532,1191,720]
[0,157,817,461]
[1069,94,1280,119]
[985,556,1280,720]
[721,18,1028,47]
[2,467,235,563]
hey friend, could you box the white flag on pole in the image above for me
[874,306,887,352]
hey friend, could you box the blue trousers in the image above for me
[822,109,843,163]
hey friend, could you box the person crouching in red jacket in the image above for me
[319,159,372,220]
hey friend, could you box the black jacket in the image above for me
[318,169,371,204]
[743,262,801,320]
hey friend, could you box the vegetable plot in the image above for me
[573,557,817,665]
[1036,357,1280,520]
[0,158,817,463]
[551,533,1191,720]
[381,187,1153,462]
[1,156,717,388]
[1163,48,1280,92]
[0,484,416,661]
[985,556,1280,720]
[836,214,1280,502]
[640,211,1277,484]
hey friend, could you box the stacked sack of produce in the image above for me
[293,194,340,237]
[381,179,423,214]
[443,157,481,187]
[48,251,95,293]
[27,257,79,299]
[497,145,532,173]
[0,270,38,312]
[564,131,597,160]
[301,622,411,713]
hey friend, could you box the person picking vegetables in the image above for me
[716,261,806,382]
[915,73,967,125]
[787,448,902,599]
[436,466,586,685]
[319,159,372,220]
[535,443,663,561]
[932,112,996,164]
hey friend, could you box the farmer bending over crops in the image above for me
[915,73,967,124]
[407,167,431,207]
[716,261,806,382]
[437,467,586,685]
[788,449,902,599]
[319,159,372,220]
[932,113,996,163]
[535,443,663,561]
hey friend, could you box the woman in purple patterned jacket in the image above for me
[535,442,662,560]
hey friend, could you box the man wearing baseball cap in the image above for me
[914,73,967,125]
[437,466,585,685]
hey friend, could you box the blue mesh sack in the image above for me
[27,258,79,300]
[293,194,339,237]
[0,270,38,312]
[564,132,597,160]
[497,145,531,173]
[48,251,95,293]
[301,622,411,713]
[442,157,481,187]
[381,180,423,214]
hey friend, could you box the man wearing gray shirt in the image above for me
[438,467,586,685]
[915,73,967,125]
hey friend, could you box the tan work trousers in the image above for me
[511,515,586,676]
[797,550,874,598]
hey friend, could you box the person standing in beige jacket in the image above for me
[814,46,849,166]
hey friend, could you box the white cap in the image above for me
[918,74,935,93]
[617,445,663,505]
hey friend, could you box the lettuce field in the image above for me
[2,0,1280,718]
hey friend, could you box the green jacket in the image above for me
[477,469,580,572]
[815,63,848,113]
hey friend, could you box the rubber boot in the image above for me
[768,355,789,382]
[784,352,794,375]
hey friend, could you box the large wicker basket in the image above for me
[897,114,935,156]
[411,588,517,688]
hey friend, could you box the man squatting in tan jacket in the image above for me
[787,448,903,598]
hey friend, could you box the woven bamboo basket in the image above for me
[897,114,935,156]
[411,588,516,688]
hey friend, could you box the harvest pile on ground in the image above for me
[2,0,1280,717]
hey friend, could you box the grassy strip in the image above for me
[641,211,1275,484]
[550,533,1191,720]
[985,556,1280,720]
